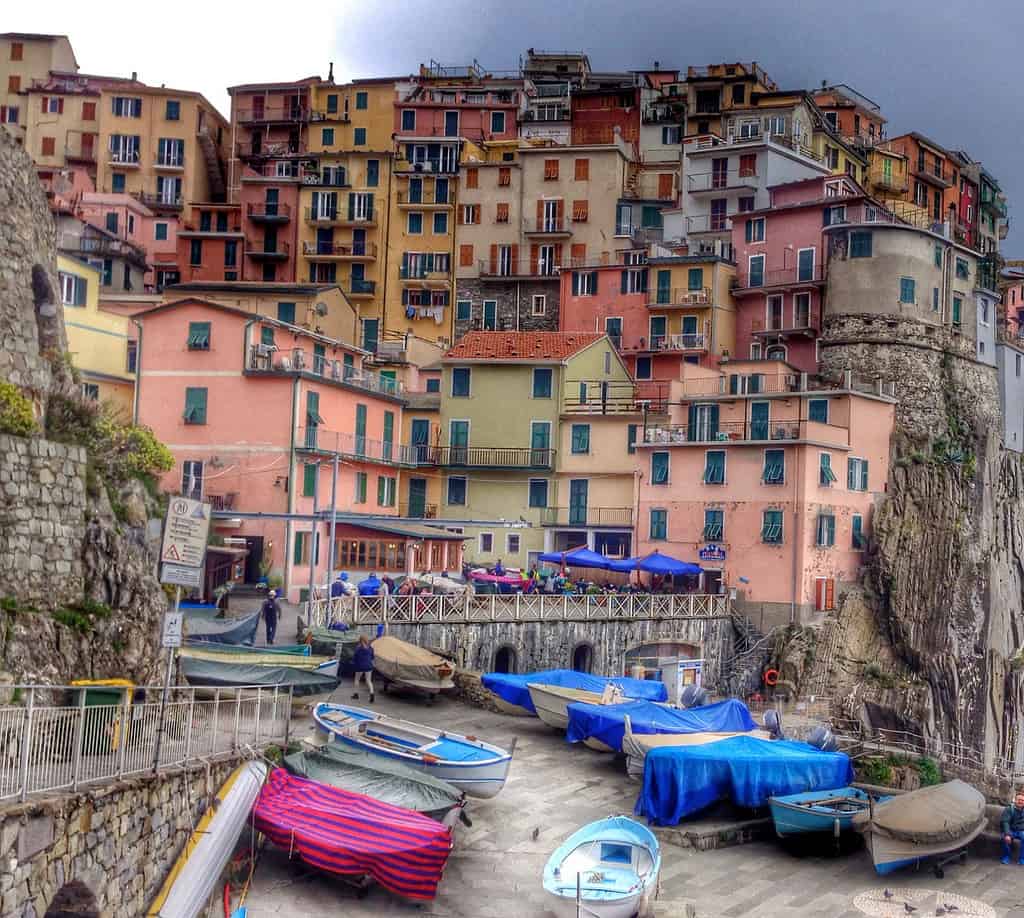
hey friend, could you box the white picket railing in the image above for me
[305,593,731,629]
[0,684,291,803]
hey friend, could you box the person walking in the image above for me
[260,589,280,645]
[351,635,375,703]
[1001,790,1024,865]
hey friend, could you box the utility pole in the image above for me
[307,461,319,610]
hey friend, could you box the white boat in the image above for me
[528,683,623,732]
[622,715,772,777]
[313,702,514,798]
[543,816,661,918]
[146,760,267,917]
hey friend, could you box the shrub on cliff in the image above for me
[0,381,38,437]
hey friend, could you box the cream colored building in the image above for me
[0,32,77,138]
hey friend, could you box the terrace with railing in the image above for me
[641,417,851,447]
[302,241,377,259]
[236,105,309,124]
[431,446,555,469]
[477,258,561,280]
[296,427,418,466]
[246,346,403,397]
[540,507,633,527]
[687,170,758,193]
[246,202,291,222]
[616,333,708,353]
[235,140,308,160]
[734,264,826,291]
[648,287,712,307]
[563,379,668,414]
[523,216,571,235]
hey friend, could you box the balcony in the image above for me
[912,163,952,189]
[522,106,570,122]
[751,309,821,337]
[246,202,291,223]
[236,106,309,125]
[734,264,825,292]
[64,141,96,163]
[59,233,147,263]
[236,140,307,160]
[648,287,712,308]
[296,427,417,466]
[302,241,377,260]
[647,333,708,352]
[349,279,376,298]
[430,446,555,470]
[477,259,560,281]
[310,110,350,124]
[523,217,572,237]
[397,191,452,207]
[687,170,758,193]
[399,502,439,519]
[207,493,237,512]
[395,157,460,175]
[400,265,450,284]
[642,419,805,445]
[866,166,909,194]
[562,379,668,414]
[301,170,350,188]
[304,207,375,227]
[107,149,140,168]
[154,154,185,171]
[540,507,633,527]
[136,192,184,212]
[244,241,290,261]
[241,163,304,181]
[981,187,1008,218]
[685,214,732,234]
[246,345,402,396]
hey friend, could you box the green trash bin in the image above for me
[68,680,134,753]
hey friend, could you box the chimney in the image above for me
[328,62,334,82]
[654,61,660,71]
[131,71,137,82]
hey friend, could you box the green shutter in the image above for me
[303,463,316,497]
[847,459,857,490]
[688,267,703,291]
[261,326,275,346]
[293,531,304,564]
[377,475,385,505]
[656,270,671,303]
[184,387,207,424]
[852,514,864,549]
[355,404,367,455]
[620,271,628,294]
[355,472,367,503]
[187,321,210,349]
[627,423,638,454]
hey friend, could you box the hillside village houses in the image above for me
[7,33,1014,615]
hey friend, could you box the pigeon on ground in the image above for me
[935,907,946,916]
[943,906,959,913]
[904,904,917,915]
[884,889,894,900]
[531,827,540,841]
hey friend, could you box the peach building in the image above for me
[635,360,895,625]
[135,297,460,600]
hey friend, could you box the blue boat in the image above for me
[769,787,886,838]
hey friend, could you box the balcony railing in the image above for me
[302,241,377,258]
[236,140,307,159]
[246,202,292,221]
[236,106,309,124]
[523,107,570,122]
[206,493,237,511]
[981,188,1008,218]
[395,157,460,175]
[244,241,290,260]
[866,167,909,194]
[400,264,450,280]
[649,287,712,307]
[64,142,96,162]
[477,259,561,280]
[399,502,439,519]
[524,217,570,234]
[563,379,668,414]
[680,373,800,396]
[751,310,820,336]
[686,214,732,234]
[687,170,758,192]
[540,507,633,527]
[154,154,185,169]
[397,191,452,206]
[642,419,805,444]
[247,346,402,396]
[59,234,146,261]
[350,279,376,296]
[297,427,418,465]
[108,149,140,165]
[136,192,184,210]
[304,208,374,226]
[241,163,305,180]
[735,264,825,289]
[431,446,555,469]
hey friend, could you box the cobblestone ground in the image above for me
[242,688,1024,917]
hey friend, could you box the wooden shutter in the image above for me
[83,101,95,120]
[498,166,511,186]
[571,243,586,266]
[574,158,589,181]
[510,244,519,269]
[530,244,539,275]
[57,98,64,114]
[556,199,565,227]
[496,202,509,223]
[489,244,498,274]
[536,199,544,229]
[572,200,588,222]
[459,244,473,267]
[466,168,478,188]
[825,578,835,610]
[658,173,673,199]
[41,97,48,113]
[456,205,464,225]
[555,244,563,269]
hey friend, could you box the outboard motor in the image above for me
[763,708,785,740]
[805,725,838,752]
[679,684,708,709]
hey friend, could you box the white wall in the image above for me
[997,343,1024,453]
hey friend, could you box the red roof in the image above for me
[444,331,603,362]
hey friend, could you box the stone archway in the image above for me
[45,880,100,918]
[493,644,518,674]
[571,642,594,673]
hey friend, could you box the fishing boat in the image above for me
[371,635,455,696]
[283,742,469,829]
[179,645,332,670]
[622,720,772,778]
[481,669,668,717]
[183,609,261,646]
[528,683,624,732]
[313,702,513,798]
[146,760,267,917]
[302,625,360,661]
[769,787,888,838]
[853,779,987,877]
[180,656,340,706]
[185,639,311,656]
[542,816,661,918]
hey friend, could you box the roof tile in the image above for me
[444,331,603,362]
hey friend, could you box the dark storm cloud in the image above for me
[334,0,1021,256]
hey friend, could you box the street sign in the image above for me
[160,497,211,569]
[699,544,727,562]
[160,562,202,588]
[161,610,183,648]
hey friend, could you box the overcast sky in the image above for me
[13,0,1022,256]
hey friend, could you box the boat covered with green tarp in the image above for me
[180,656,339,701]
[302,626,361,671]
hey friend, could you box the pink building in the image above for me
[731,175,867,373]
[135,296,460,600]
[635,360,895,625]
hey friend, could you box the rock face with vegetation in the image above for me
[0,131,172,686]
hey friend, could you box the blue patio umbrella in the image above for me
[537,546,614,570]
[635,551,702,577]
[607,556,641,573]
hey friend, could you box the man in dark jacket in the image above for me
[351,635,375,703]
[260,590,280,645]
[1001,790,1024,864]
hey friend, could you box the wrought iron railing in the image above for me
[649,287,711,307]
[296,427,417,466]
[540,507,633,527]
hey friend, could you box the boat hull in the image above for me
[487,693,534,717]
[863,817,987,875]
[544,890,648,918]
[528,684,603,731]
[769,787,879,838]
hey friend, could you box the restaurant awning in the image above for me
[537,546,613,570]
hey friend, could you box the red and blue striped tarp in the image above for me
[253,767,453,900]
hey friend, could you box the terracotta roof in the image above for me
[444,331,603,362]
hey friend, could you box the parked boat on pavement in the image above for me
[180,656,339,705]
[371,636,455,696]
[529,683,624,732]
[769,786,887,838]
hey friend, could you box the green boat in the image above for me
[302,626,361,669]
[180,656,339,704]
[185,639,311,656]
[284,742,469,828]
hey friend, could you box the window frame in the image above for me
[446,475,468,506]
[649,508,668,540]
[451,366,471,397]
[899,276,915,304]
[762,448,785,485]
[532,367,553,399]
[761,509,784,544]
[703,449,726,485]
[702,508,724,541]
[528,478,549,508]
[570,423,591,455]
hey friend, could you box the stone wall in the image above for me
[0,756,242,918]
[453,277,560,341]
[0,435,87,609]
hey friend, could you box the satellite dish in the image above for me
[805,725,837,752]
[314,301,328,316]
[679,684,708,709]
[763,709,785,740]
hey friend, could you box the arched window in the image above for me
[493,645,517,674]
[766,344,787,361]
[571,643,594,673]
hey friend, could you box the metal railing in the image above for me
[236,106,309,123]
[59,234,146,261]
[236,141,307,159]
[305,592,730,628]
[540,507,633,527]
[563,379,668,414]
[247,202,292,220]
[398,502,439,519]
[0,685,290,803]
[400,264,450,280]
[350,279,376,295]
[302,241,377,258]
[429,446,555,469]
[751,311,820,335]
[641,418,848,445]
[297,426,417,466]
[206,493,237,511]
[477,259,561,279]
[618,333,707,352]
[137,192,184,210]
[397,191,452,206]
[686,214,732,234]
[687,170,758,192]
[866,167,909,194]
[736,264,826,289]
[524,217,569,234]
[244,241,290,259]
[246,346,402,396]
[395,157,460,175]
[154,153,185,169]
[108,149,140,165]
[304,208,375,225]
[649,287,711,307]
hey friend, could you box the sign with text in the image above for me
[698,544,727,562]
[160,497,211,569]
[161,610,184,648]
[160,562,202,588]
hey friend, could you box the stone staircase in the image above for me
[197,128,226,198]
[806,611,847,698]
[723,614,773,697]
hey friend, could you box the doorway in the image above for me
[572,643,594,673]
[242,536,264,583]
[494,645,517,674]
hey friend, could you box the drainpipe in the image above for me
[326,451,339,587]
[515,280,521,331]
[790,403,803,624]
[285,375,300,599]
[130,318,142,425]
[381,150,394,338]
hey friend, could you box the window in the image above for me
[455,299,471,322]
[620,269,648,294]
[187,321,211,350]
[355,91,368,110]
[528,479,549,508]
[650,509,667,540]
[816,513,836,547]
[703,450,725,484]
[847,457,869,491]
[59,272,87,306]
[260,326,275,347]
[41,137,55,157]
[738,196,755,213]
[952,296,962,326]
[531,294,546,316]
[224,240,237,266]
[661,125,681,144]
[490,111,505,134]
[303,463,318,497]
[126,340,137,373]
[401,109,415,131]
[760,509,784,544]
[571,424,590,454]
[808,399,829,424]
[183,387,207,424]
[506,532,521,554]
[104,212,118,234]
[181,460,203,499]
[544,159,559,180]
[572,271,597,296]
[796,248,815,282]
[703,508,723,541]
[111,97,142,117]
[451,367,471,397]
[457,245,474,269]
[152,221,168,242]
[461,204,480,224]
[187,238,202,266]
[321,127,334,146]
[634,356,651,380]
[407,212,423,234]
[377,475,397,507]
[447,476,467,505]
[738,153,757,177]
[744,217,765,243]
[651,451,669,484]
[852,514,865,550]
[955,257,969,280]
[687,268,704,292]
[165,99,180,121]
[353,127,366,145]
[981,300,989,325]
[81,383,99,401]
[932,287,940,312]
[498,166,511,186]
[574,158,589,181]
[748,254,765,287]
[532,367,553,398]
[111,173,126,193]
[426,377,440,393]
[465,168,478,189]
[899,277,915,304]
[934,244,943,268]
[10,41,23,61]
[7,76,19,94]
[763,449,785,484]
[572,200,589,222]
[850,231,872,258]
[823,205,847,226]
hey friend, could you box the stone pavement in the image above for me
[243,690,1024,918]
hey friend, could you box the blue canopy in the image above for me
[635,735,854,825]
[537,546,613,570]
[565,698,757,752]
[604,552,702,576]
[607,556,642,573]
[481,669,667,713]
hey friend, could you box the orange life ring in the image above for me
[763,669,779,687]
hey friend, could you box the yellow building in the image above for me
[57,253,135,414]
[299,79,396,351]
[94,85,230,223]
[0,32,77,138]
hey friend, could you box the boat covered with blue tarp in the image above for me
[566,698,757,752]
[635,735,854,825]
[481,669,667,715]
